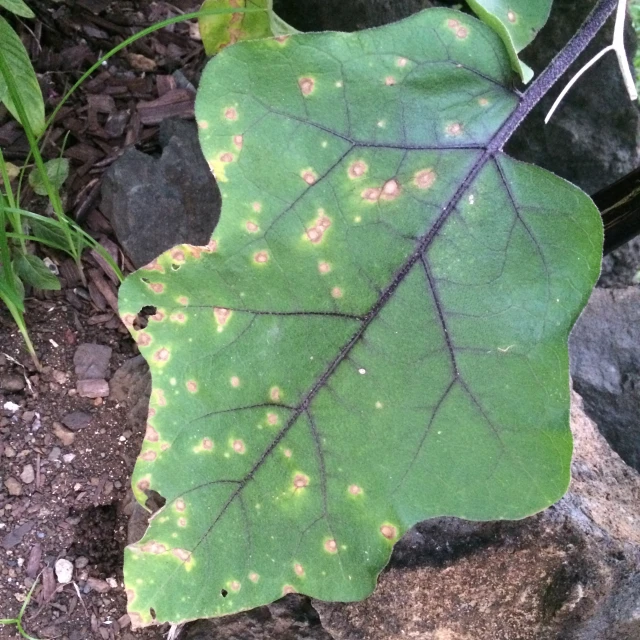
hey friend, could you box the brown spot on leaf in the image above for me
[175,498,185,512]
[305,211,332,244]
[145,425,159,442]
[246,221,259,232]
[385,76,396,86]
[151,310,165,322]
[154,348,170,362]
[137,332,152,347]
[478,97,489,107]
[249,572,260,583]
[267,413,278,425]
[331,287,343,299]
[214,307,232,327]
[270,386,281,401]
[318,262,331,274]
[136,479,150,492]
[149,282,164,294]
[233,135,243,149]
[252,202,262,212]
[230,376,240,388]
[203,239,218,253]
[186,380,198,393]
[141,259,164,273]
[282,585,296,595]
[224,107,238,120]
[275,35,289,44]
[202,438,214,450]
[148,408,156,418]
[140,450,157,462]
[380,524,397,540]
[397,57,408,67]
[154,389,167,406]
[230,580,241,592]
[198,120,209,129]
[122,313,136,328]
[298,77,315,96]
[414,169,436,190]
[348,161,368,179]
[456,26,468,38]
[507,10,517,23]
[362,187,381,202]
[294,563,305,577]
[301,170,317,185]
[253,250,269,264]
[171,249,185,263]
[324,539,338,553]
[220,153,234,163]
[349,484,362,496]
[170,312,186,323]
[293,474,309,489]
[172,548,191,562]
[381,179,401,200]
[177,296,188,306]
[233,439,246,454]
[446,122,463,136]
[178,517,187,527]
[141,541,166,554]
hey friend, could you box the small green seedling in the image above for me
[0,572,42,640]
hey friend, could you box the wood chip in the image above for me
[137,88,195,125]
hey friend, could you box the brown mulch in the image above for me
[0,1,210,638]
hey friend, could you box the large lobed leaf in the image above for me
[466,0,553,82]
[119,8,602,627]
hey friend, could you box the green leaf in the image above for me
[119,8,602,627]
[0,0,35,18]
[198,0,272,55]
[13,253,59,290]
[28,158,69,196]
[0,16,44,135]
[465,0,552,82]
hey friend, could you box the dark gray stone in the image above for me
[0,374,25,392]
[109,355,151,428]
[101,119,220,268]
[73,343,112,380]
[61,411,92,431]
[570,286,640,472]
[1,521,34,549]
[314,395,640,640]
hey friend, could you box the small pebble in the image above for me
[75,556,89,569]
[54,558,74,584]
[48,447,61,461]
[4,477,21,496]
[53,422,75,446]
[0,375,25,392]
[20,464,35,484]
[4,445,16,458]
[63,453,76,464]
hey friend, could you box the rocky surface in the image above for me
[313,393,640,640]
[100,118,220,268]
[570,286,640,472]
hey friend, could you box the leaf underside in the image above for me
[119,8,602,627]
[466,0,553,82]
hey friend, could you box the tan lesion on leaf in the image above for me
[348,160,368,179]
[186,380,198,393]
[154,389,167,406]
[246,221,259,233]
[305,210,332,244]
[141,541,167,554]
[298,77,315,96]
[348,484,362,496]
[177,517,187,527]
[445,122,463,137]
[267,412,278,425]
[324,539,338,554]
[301,169,317,185]
[414,169,437,190]
[275,35,289,44]
[153,348,170,362]
[141,259,164,273]
[331,287,343,299]
[172,548,191,563]
[203,239,218,253]
[136,478,151,492]
[145,425,159,442]
[318,261,331,274]
[249,572,260,583]
[385,76,396,86]
[270,386,281,401]
[136,332,152,347]
[202,438,214,451]
[478,97,490,107]
[252,202,262,213]
[381,179,401,200]
[148,282,164,294]
[230,376,240,388]
[229,580,241,592]
[170,248,185,263]
[507,10,517,23]
[380,524,398,540]
[447,18,469,39]
[233,439,246,454]
[214,307,232,328]
[174,498,186,512]
[282,585,296,595]
[198,120,209,129]
[294,563,305,577]
[293,473,309,490]
[361,187,381,202]
[122,313,136,329]
[397,57,408,67]
[233,135,243,149]
[254,250,269,264]
[170,312,186,323]
[224,107,238,120]
[150,310,166,322]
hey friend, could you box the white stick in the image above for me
[545,0,637,124]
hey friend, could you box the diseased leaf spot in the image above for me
[151,310,166,322]
[186,380,198,393]
[171,249,185,263]
[224,107,238,120]
[331,287,343,299]
[446,122,463,136]
[230,376,241,388]
[301,170,317,185]
[397,57,408,67]
[122,313,136,329]
[246,221,259,232]
[283,448,292,458]
[142,542,167,554]
[136,479,150,492]
[282,585,296,595]
[220,152,234,163]
[202,438,214,450]
[153,348,170,362]
[478,97,490,107]
[198,120,209,129]
[137,332,152,347]
[249,572,260,583]
[254,251,269,264]
[385,76,396,86]
[380,524,398,540]
[267,412,278,425]
[145,425,159,442]
[362,187,381,202]
[148,282,164,294]
[233,439,246,454]
[252,202,262,213]
[447,18,468,39]
[141,259,163,273]
[214,307,232,330]
[324,539,338,554]
[172,548,191,562]
[335,81,343,88]
[275,35,289,44]
[507,10,517,23]
[170,312,186,323]
[348,161,368,179]
[293,473,309,489]
[305,211,332,244]
[177,296,189,306]
[203,239,218,253]
[294,563,305,577]
[229,580,241,592]
[375,401,383,409]
[298,77,315,96]
[177,518,187,527]
[148,408,156,418]
[174,499,186,512]
[270,386,281,401]
[154,389,167,406]
[414,169,437,190]
[381,179,401,200]
[233,135,244,149]
[318,261,331,274]
[348,484,362,496]
[358,368,366,375]
[140,450,157,462]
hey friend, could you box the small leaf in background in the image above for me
[13,253,60,290]
[28,217,80,254]
[198,0,272,55]
[120,8,602,626]
[4,161,20,180]
[28,158,69,196]
[0,16,45,135]
[466,0,553,82]
[0,0,34,18]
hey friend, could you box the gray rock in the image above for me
[76,378,110,399]
[110,355,151,428]
[314,393,640,640]
[100,119,220,268]
[1,521,34,549]
[73,343,112,380]
[4,476,22,496]
[570,286,640,471]
[20,464,34,484]
[0,374,25,392]
[61,411,92,431]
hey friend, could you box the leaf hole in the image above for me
[220,589,228,598]
[140,277,150,284]
[171,264,181,271]
[133,306,157,330]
